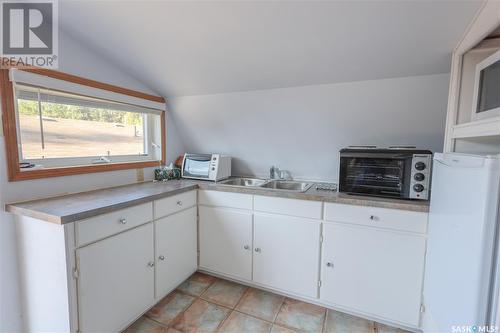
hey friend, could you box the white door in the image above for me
[77,223,155,333]
[321,223,426,327]
[199,206,253,280]
[253,212,321,298]
[155,207,198,299]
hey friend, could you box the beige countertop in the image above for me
[5,179,429,224]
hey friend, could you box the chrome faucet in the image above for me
[270,166,292,180]
[270,166,280,179]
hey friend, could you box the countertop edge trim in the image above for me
[6,184,199,224]
[5,182,428,224]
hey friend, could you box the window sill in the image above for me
[9,160,161,181]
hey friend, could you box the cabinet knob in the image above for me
[177,200,183,206]
[326,262,334,268]
[148,261,155,267]
[254,248,261,253]
[119,218,127,224]
[158,255,165,261]
[244,245,250,250]
[369,215,377,221]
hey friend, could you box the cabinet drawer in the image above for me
[154,190,197,219]
[254,195,322,219]
[76,203,153,247]
[324,203,427,234]
[198,190,252,210]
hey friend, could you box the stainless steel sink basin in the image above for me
[218,177,268,187]
[218,178,313,193]
[261,180,313,192]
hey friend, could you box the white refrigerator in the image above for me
[423,153,500,333]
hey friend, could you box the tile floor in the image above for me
[124,272,411,333]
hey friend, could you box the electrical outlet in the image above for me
[136,168,144,182]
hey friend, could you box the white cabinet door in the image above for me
[155,207,198,299]
[253,213,321,298]
[320,223,426,327]
[199,206,253,280]
[77,223,155,333]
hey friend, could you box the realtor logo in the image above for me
[0,0,58,68]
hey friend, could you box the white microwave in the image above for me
[181,153,231,181]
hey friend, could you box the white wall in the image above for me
[169,74,450,182]
[0,30,184,332]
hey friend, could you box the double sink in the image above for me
[217,177,313,193]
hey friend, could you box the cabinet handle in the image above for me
[119,218,127,224]
[148,261,155,267]
[158,255,165,261]
[177,200,183,206]
[254,248,261,253]
[244,245,250,250]
[326,262,334,268]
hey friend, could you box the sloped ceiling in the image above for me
[59,0,482,97]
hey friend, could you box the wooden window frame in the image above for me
[0,67,166,181]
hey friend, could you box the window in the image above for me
[14,85,162,167]
[1,68,166,181]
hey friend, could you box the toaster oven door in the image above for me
[339,155,412,198]
[182,154,212,179]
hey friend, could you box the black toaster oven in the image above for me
[339,147,432,200]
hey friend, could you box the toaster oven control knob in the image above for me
[413,184,424,192]
[414,173,425,181]
[415,162,426,171]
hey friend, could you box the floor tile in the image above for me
[376,323,411,333]
[324,310,375,333]
[236,288,285,322]
[201,279,248,308]
[218,311,272,333]
[275,298,326,333]
[271,324,299,333]
[171,298,230,333]
[123,316,166,333]
[146,290,196,326]
[177,272,218,296]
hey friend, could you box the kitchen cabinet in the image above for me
[254,195,322,219]
[12,186,429,332]
[324,202,427,234]
[253,212,321,298]
[199,206,253,280]
[76,202,153,247]
[155,206,198,299]
[320,222,426,327]
[77,223,155,333]
[154,190,197,219]
[199,189,253,210]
